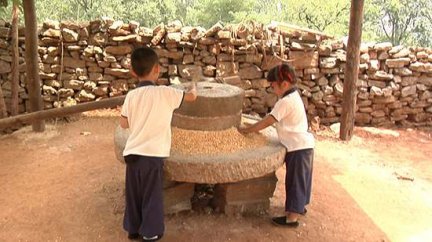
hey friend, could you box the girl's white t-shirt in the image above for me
[270,90,315,152]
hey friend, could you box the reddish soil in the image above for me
[0,111,431,242]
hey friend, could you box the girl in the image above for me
[239,63,315,227]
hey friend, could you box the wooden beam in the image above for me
[23,0,45,132]
[270,21,334,39]
[340,0,365,141]
[0,96,125,130]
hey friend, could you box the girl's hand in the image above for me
[237,123,252,134]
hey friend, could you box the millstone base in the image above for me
[163,173,277,216]
[210,172,278,216]
[163,182,194,215]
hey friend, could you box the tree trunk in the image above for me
[0,86,7,118]
[10,0,20,116]
[23,0,45,132]
[340,0,364,141]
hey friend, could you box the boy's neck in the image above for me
[137,76,156,87]
[138,77,156,83]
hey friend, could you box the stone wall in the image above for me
[0,19,431,126]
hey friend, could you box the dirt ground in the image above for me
[0,112,431,242]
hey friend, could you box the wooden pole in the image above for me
[10,0,20,116]
[0,86,7,118]
[340,0,364,141]
[23,0,45,132]
[0,0,9,119]
[0,96,125,130]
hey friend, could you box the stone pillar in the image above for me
[211,172,277,215]
[163,182,194,214]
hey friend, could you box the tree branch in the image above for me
[399,13,413,43]
[380,14,391,40]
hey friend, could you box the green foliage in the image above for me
[185,0,255,28]
[0,0,430,47]
[365,0,432,47]
[0,0,7,7]
[0,0,21,22]
[289,0,350,35]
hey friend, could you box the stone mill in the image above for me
[114,82,285,215]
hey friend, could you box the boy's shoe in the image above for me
[142,235,163,241]
[128,233,140,240]
[271,216,299,227]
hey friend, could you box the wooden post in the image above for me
[340,0,364,141]
[10,0,20,116]
[0,0,9,118]
[23,0,45,132]
[0,96,125,130]
[0,86,7,118]
[279,35,284,59]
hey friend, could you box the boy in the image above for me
[119,47,197,241]
[238,64,314,227]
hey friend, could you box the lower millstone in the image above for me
[114,117,285,183]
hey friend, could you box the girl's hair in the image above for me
[266,64,297,84]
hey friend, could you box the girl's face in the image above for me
[271,81,291,97]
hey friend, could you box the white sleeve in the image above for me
[121,94,130,118]
[270,99,289,122]
[165,87,185,110]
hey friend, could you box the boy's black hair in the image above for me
[131,47,159,77]
[267,63,297,84]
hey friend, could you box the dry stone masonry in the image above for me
[0,19,431,126]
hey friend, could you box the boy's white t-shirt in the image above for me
[121,83,184,157]
[270,89,315,152]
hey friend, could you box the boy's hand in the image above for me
[120,116,129,129]
[189,81,197,93]
[190,87,197,96]
[184,82,197,102]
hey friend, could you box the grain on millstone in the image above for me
[172,127,268,155]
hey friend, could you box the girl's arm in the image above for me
[238,115,277,134]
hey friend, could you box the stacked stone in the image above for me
[303,41,432,126]
[353,43,432,126]
[153,20,275,117]
[301,41,345,125]
[0,18,431,126]
[37,19,140,109]
[219,27,325,115]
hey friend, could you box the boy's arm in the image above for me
[120,94,130,129]
[183,83,197,102]
[120,116,129,129]
[238,115,277,134]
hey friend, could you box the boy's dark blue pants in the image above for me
[284,148,314,214]
[123,155,164,237]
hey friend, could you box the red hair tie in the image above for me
[286,72,292,83]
